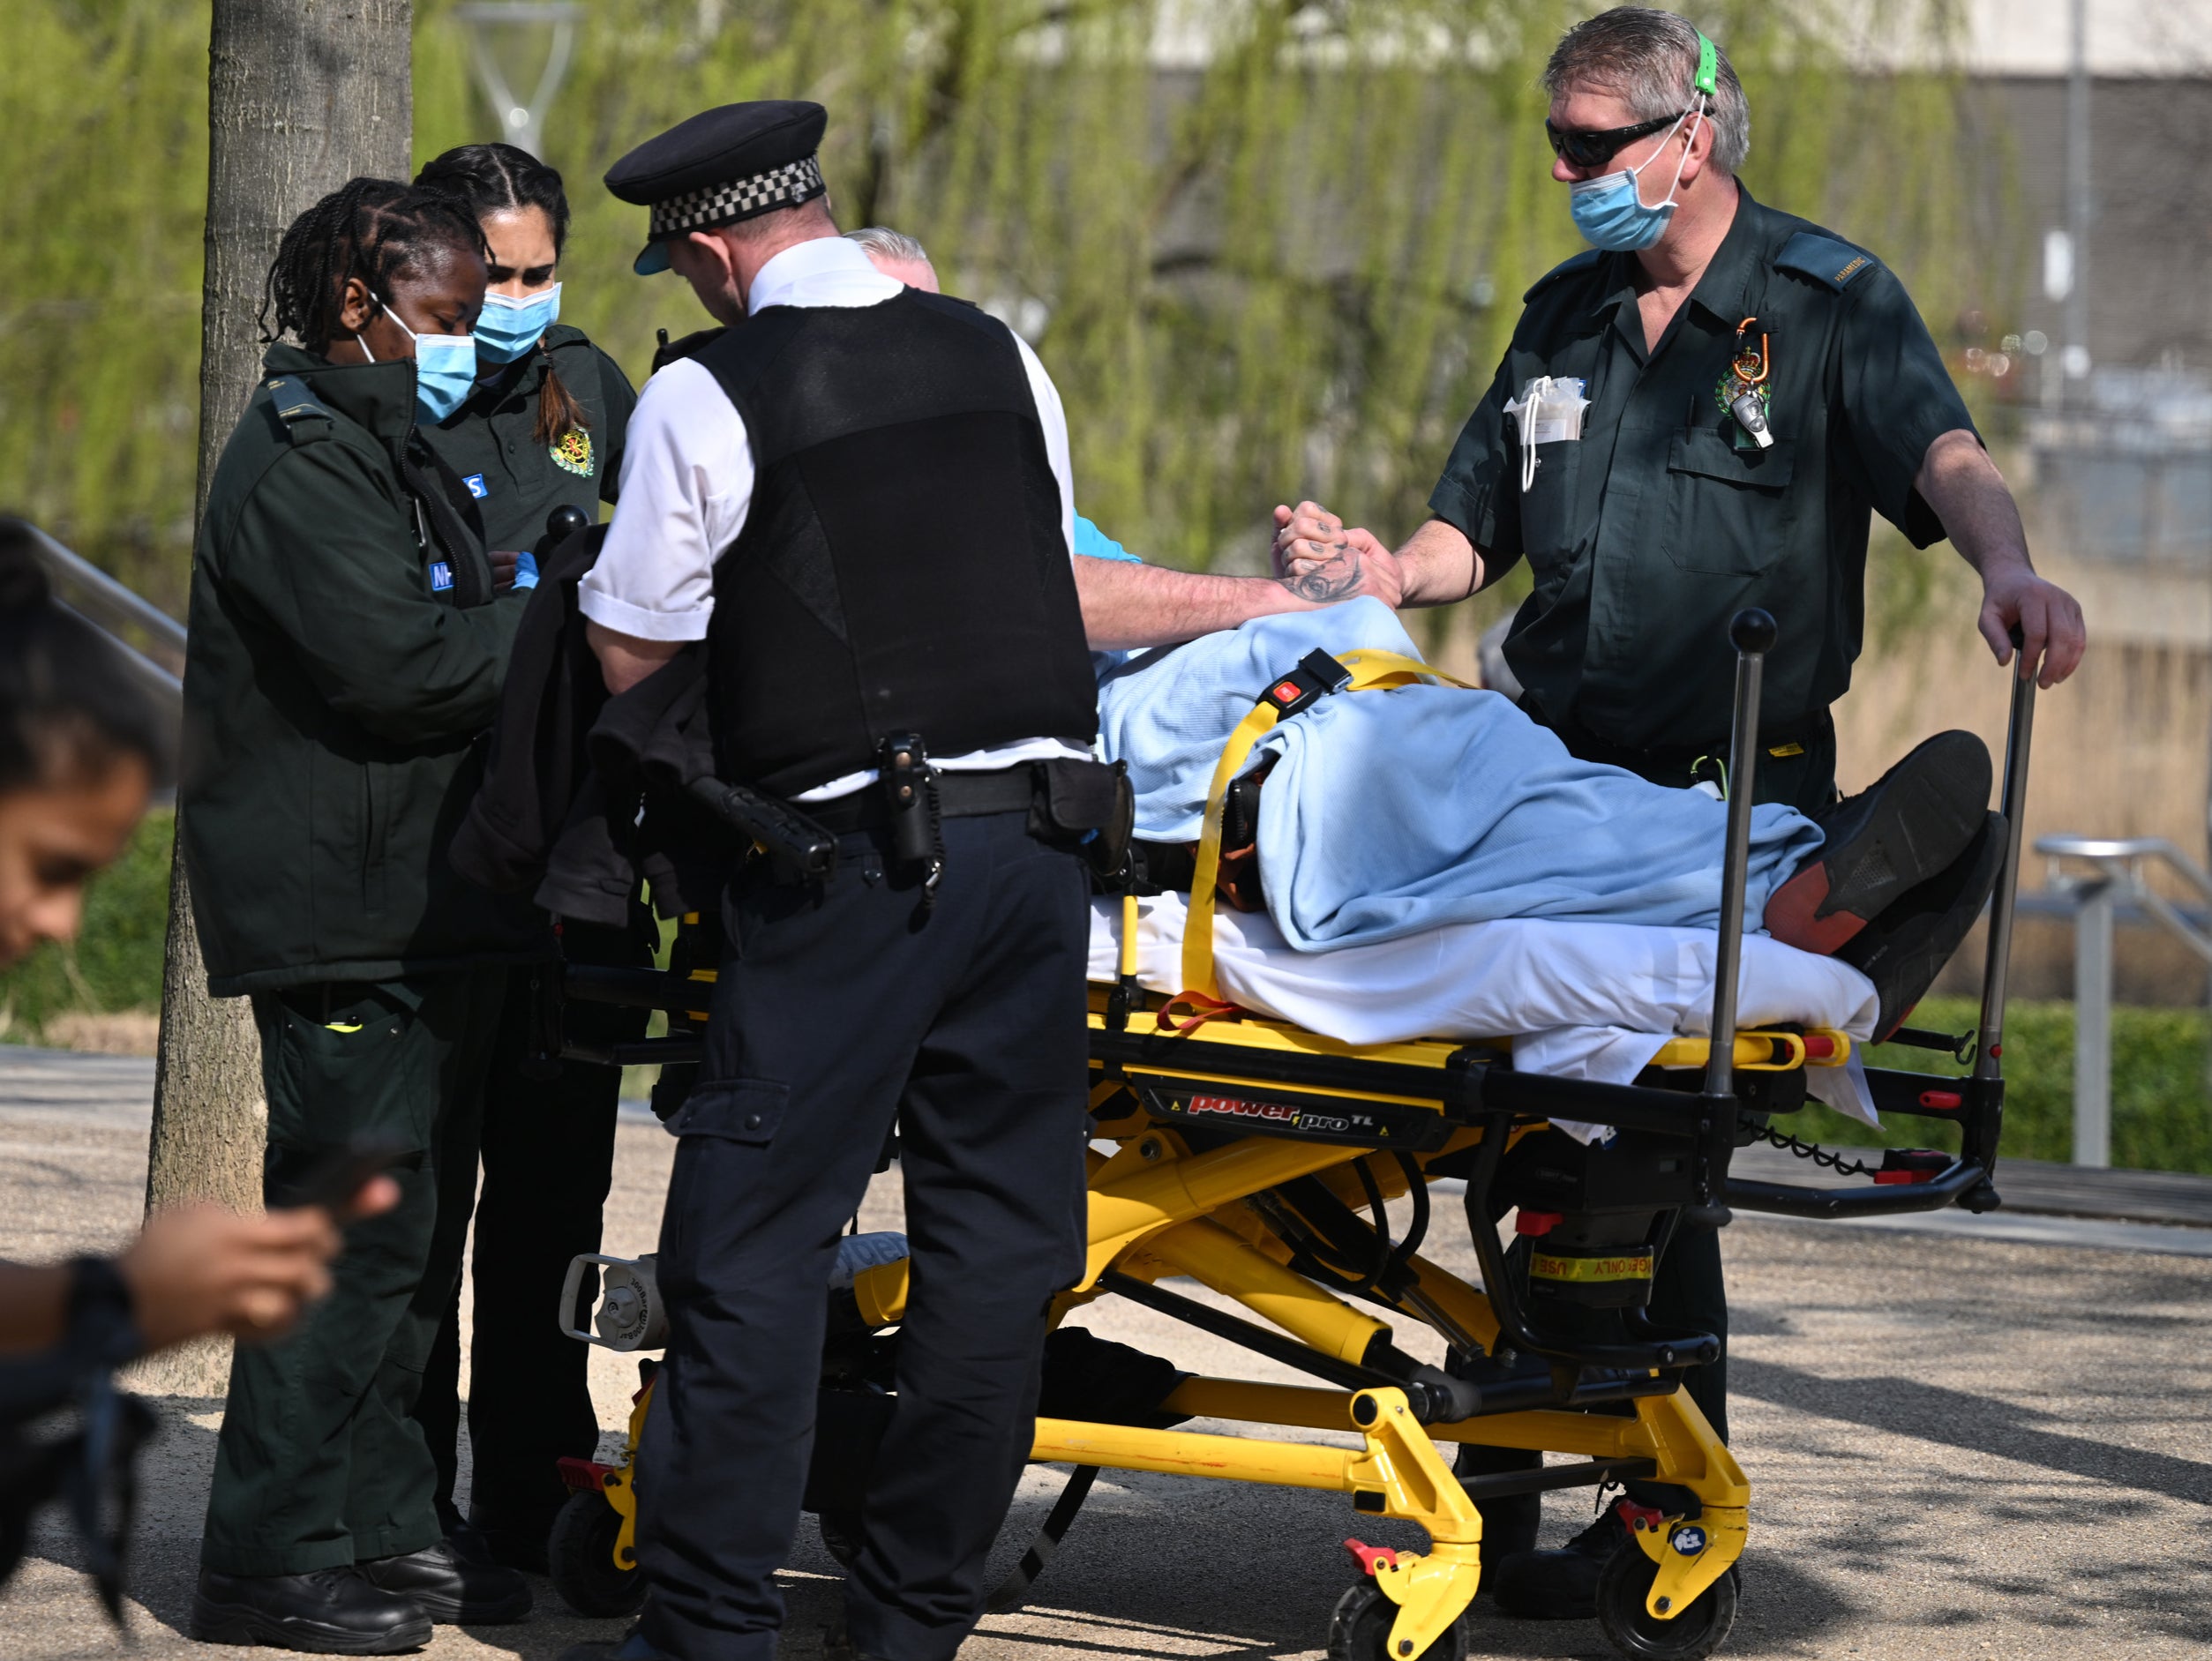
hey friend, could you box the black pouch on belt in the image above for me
[1031,758,1135,881]
[880,733,944,898]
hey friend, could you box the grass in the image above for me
[8,833,2210,1172]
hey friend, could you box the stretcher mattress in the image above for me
[1086,894,1882,1133]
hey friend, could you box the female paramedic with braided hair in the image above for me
[180,177,542,1653]
[407,141,651,1575]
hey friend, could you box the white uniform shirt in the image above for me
[579,236,1086,798]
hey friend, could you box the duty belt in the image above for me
[799,765,1039,834]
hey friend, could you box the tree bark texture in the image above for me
[143,0,412,1396]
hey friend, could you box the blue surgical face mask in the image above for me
[358,293,478,424]
[1568,108,1703,251]
[475,282,562,364]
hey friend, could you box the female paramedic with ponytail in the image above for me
[180,177,541,1652]
[408,141,653,1577]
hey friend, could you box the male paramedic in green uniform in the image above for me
[1278,4,2087,1621]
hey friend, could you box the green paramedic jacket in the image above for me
[181,345,534,996]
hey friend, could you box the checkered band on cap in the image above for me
[648,154,827,239]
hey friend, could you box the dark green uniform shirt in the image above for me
[419,322,634,551]
[1429,186,1973,758]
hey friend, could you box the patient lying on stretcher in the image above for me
[1095,599,2002,1038]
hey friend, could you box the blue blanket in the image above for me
[1096,601,1825,951]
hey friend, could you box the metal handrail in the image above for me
[2033,834,2212,1167]
[19,521,186,674]
[2036,836,2212,965]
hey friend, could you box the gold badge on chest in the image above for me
[551,429,594,476]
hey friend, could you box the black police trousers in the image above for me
[636,812,1091,1661]
[416,924,650,1545]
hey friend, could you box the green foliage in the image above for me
[0,1,211,616]
[0,810,173,1042]
[1788,996,2212,1174]
[8,0,2016,604]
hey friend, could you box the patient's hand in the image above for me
[1271,502,1404,607]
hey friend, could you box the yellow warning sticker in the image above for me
[1530,1250,1655,1283]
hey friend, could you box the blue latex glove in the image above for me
[512,550,540,592]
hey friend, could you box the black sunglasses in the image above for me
[1545,110,1691,169]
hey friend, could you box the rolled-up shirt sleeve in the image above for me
[578,358,754,642]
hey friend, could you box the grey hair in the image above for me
[1544,7,1750,176]
[844,224,932,266]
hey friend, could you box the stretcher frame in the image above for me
[546,610,2036,1659]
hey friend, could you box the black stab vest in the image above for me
[696,288,1098,797]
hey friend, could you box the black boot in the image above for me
[1486,1493,1639,1620]
[358,1537,533,1624]
[191,1567,432,1654]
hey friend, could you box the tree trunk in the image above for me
[141,0,413,1397]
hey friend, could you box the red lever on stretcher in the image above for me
[1344,1539,1399,1577]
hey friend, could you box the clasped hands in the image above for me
[1269,501,1404,609]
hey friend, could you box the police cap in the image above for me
[604,100,829,275]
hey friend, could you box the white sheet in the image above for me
[1086,894,1882,1137]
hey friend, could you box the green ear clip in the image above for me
[1693,32,1719,101]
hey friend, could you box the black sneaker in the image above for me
[1486,1495,1640,1620]
[190,1566,432,1653]
[1764,730,1991,954]
[358,1537,532,1624]
[1838,812,2007,1040]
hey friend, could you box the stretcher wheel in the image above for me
[1594,1549,1738,1661]
[547,1488,645,1619]
[1325,1582,1468,1661]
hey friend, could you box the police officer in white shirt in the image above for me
[566,101,1116,1661]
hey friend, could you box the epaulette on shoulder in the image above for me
[261,373,334,446]
[1774,231,1878,293]
[1522,248,1606,303]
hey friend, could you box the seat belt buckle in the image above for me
[1259,650,1353,718]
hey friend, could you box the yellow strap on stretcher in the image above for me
[1180,649,1473,1001]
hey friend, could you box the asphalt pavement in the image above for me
[3,1045,2208,1661]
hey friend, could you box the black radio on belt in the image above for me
[880,732,945,901]
[1260,649,1353,717]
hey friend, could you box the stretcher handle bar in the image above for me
[1474,1067,1735,1140]
[1723,1156,1989,1219]
[1974,639,2038,1089]
[1705,608,1775,1107]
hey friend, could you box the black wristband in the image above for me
[64,1257,146,1370]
